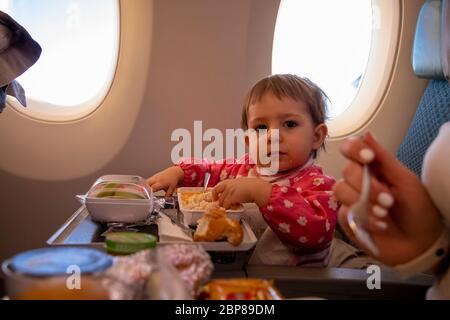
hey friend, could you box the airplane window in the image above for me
[0,0,120,121]
[272,0,373,120]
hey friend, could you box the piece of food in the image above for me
[92,181,149,200]
[101,246,213,299]
[162,244,214,295]
[96,190,146,199]
[105,232,157,255]
[101,250,155,300]
[193,204,243,246]
[180,190,241,211]
[198,278,283,300]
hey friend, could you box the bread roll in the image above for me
[193,204,243,246]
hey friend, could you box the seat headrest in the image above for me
[412,0,449,81]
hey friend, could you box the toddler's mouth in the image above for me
[267,151,287,157]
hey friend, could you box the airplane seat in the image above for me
[396,0,450,177]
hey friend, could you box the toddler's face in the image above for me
[247,92,323,172]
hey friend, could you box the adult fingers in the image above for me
[340,136,374,165]
[337,205,359,245]
[341,161,394,208]
[333,179,360,207]
[362,132,415,185]
[341,132,413,186]
[335,180,393,229]
[366,215,394,234]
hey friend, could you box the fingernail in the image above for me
[373,205,388,218]
[359,148,375,162]
[375,220,388,230]
[378,192,394,208]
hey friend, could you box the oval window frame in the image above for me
[271,0,402,139]
[5,0,121,123]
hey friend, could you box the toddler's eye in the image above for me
[284,120,297,128]
[254,124,268,131]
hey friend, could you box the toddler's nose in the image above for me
[268,129,281,143]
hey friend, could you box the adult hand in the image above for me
[334,132,444,266]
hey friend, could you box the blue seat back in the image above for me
[396,0,449,176]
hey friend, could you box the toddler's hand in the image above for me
[212,178,272,209]
[147,166,184,197]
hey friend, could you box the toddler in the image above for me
[148,74,339,266]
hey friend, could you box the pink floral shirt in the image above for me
[178,155,339,255]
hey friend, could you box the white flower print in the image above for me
[325,220,331,232]
[297,216,308,226]
[304,198,309,204]
[191,172,197,181]
[299,236,308,244]
[284,200,294,209]
[266,205,274,212]
[281,186,288,194]
[313,178,325,186]
[318,237,324,244]
[279,223,291,234]
[325,190,334,196]
[220,169,228,181]
[277,179,291,187]
[294,176,301,183]
[309,172,318,177]
[313,200,321,208]
[296,187,302,193]
[328,196,339,211]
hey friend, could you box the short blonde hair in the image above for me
[241,74,329,158]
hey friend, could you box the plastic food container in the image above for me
[76,175,154,223]
[2,247,113,299]
[177,187,244,226]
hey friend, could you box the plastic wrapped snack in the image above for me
[101,245,213,299]
[198,279,284,300]
[101,250,155,300]
[162,244,214,296]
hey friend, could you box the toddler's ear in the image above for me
[312,124,328,149]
